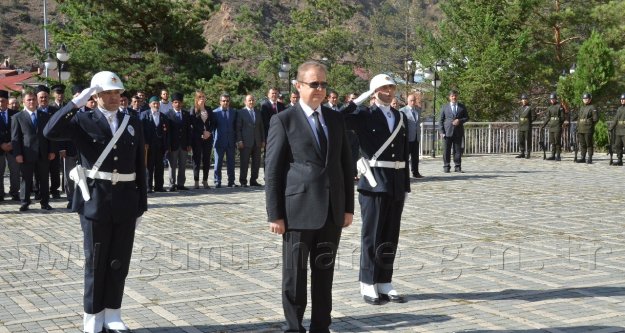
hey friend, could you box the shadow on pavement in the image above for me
[136,313,452,333]
[412,174,513,182]
[407,286,625,302]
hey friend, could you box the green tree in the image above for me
[47,0,217,95]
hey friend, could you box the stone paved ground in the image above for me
[1,153,624,333]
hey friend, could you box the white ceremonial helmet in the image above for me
[369,74,396,92]
[90,71,125,94]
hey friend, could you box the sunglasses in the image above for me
[299,81,329,89]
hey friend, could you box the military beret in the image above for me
[149,96,159,103]
[0,90,8,99]
[71,84,85,95]
[171,92,184,101]
[51,84,65,93]
[36,85,50,94]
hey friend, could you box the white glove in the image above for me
[135,216,143,229]
[353,90,373,106]
[71,87,98,108]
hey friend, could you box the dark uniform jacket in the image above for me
[543,103,565,131]
[574,105,598,134]
[609,106,625,136]
[265,103,354,230]
[141,110,170,151]
[43,103,147,222]
[11,110,56,162]
[342,102,410,198]
[517,105,537,131]
[164,109,192,150]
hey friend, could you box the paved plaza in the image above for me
[1,153,625,333]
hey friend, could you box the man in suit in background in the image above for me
[51,84,66,109]
[236,95,265,187]
[36,85,62,199]
[11,91,55,211]
[400,93,423,178]
[0,89,20,202]
[260,87,286,140]
[164,92,192,191]
[265,61,354,333]
[142,96,170,192]
[440,90,469,173]
[324,90,341,111]
[212,93,238,188]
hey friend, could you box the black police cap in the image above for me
[51,84,65,93]
[71,84,85,95]
[35,84,50,94]
[171,92,184,102]
[0,89,8,99]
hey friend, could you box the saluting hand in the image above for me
[71,86,99,108]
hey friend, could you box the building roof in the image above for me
[0,72,36,92]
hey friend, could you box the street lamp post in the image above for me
[425,60,446,158]
[44,44,71,83]
[278,56,292,95]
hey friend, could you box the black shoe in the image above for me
[178,186,189,191]
[250,181,263,187]
[66,202,72,209]
[104,328,131,333]
[227,184,239,188]
[154,188,166,192]
[169,186,177,192]
[11,195,20,201]
[443,168,451,173]
[34,193,41,200]
[19,204,29,212]
[454,166,463,173]
[216,184,222,188]
[586,158,592,164]
[525,155,531,159]
[412,173,424,179]
[575,158,586,163]
[380,293,406,303]
[613,161,623,166]
[147,188,154,193]
[51,192,61,199]
[363,295,381,305]
[546,156,555,160]
[40,203,53,210]
[241,184,249,188]
[515,154,525,158]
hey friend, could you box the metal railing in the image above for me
[419,121,576,156]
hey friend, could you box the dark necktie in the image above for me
[452,104,457,117]
[0,111,6,125]
[224,109,229,120]
[31,112,37,127]
[176,111,181,121]
[313,111,327,160]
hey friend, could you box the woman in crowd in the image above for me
[189,91,213,189]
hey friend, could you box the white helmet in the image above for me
[369,74,396,92]
[90,71,125,94]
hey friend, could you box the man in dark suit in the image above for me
[236,94,265,187]
[265,61,354,333]
[141,96,170,192]
[440,90,469,173]
[0,89,20,201]
[44,71,147,333]
[11,91,55,211]
[212,93,237,188]
[164,92,192,191]
[36,85,62,199]
[323,90,342,111]
[341,74,410,305]
[260,87,286,139]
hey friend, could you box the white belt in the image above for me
[368,160,405,169]
[86,170,136,184]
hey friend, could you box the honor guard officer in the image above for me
[608,93,625,166]
[342,74,410,305]
[541,93,565,161]
[515,94,537,159]
[44,71,147,333]
[573,93,599,164]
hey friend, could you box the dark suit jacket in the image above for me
[11,110,55,162]
[212,107,237,149]
[439,102,469,138]
[44,103,147,222]
[341,102,410,198]
[1,108,17,150]
[236,107,265,147]
[189,107,214,146]
[37,105,59,116]
[141,110,170,150]
[265,103,354,230]
[164,109,192,150]
[260,99,285,138]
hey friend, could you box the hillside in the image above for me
[0,0,441,69]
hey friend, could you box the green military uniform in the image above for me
[516,104,537,158]
[542,102,565,160]
[574,104,599,163]
[608,104,625,165]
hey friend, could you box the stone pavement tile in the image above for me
[2,155,625,332]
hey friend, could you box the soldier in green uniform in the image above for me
[608,93,625,166]
[574,93,599,164]
[541,93,565,161]
[516,94,537,159]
